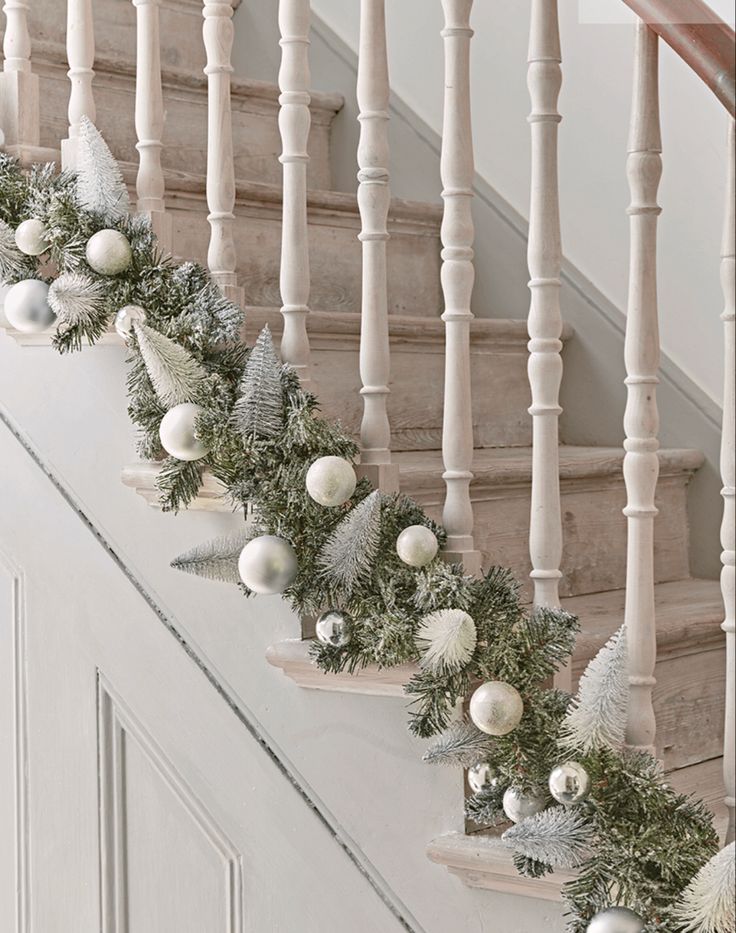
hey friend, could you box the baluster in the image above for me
[0,0,39,152]
[278,0,313,389]
[623,23,661,756]
[721,118,735,845]
[133,0,172,250]
[439,0,480,574]
[61,0,95,168]
[202,1,243,305]
[356,0,399,492]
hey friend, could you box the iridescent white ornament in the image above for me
[469,681,524,736]
[586,907,645,933]
[3,279,55,333]
[467,762,498,795]
[85,229,133,275]
[549,761,591,806]
[315,609,352,648]
[396,525,439,567]
[305,456,357,507]
[238,535,298,595]
[158,402,209,461]
[114,303,146,340]
[14,218,48,255]
[502,786,546,824]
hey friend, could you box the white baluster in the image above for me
[623,23,661,756]
[278,0,313,389]
[0,0,39,151]
[721,118,735,845]
[356,0,399,492]
[439,0,480,575]
[61,0,95,168]
[202,1,243,305]
[133,0,172,250]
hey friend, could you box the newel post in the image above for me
[0,0,40,152]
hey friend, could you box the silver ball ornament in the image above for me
[305,456,357,507]
[586,907,645,933]
[467,762,499,795]
[502,786,546,823]
[158,402,209,461]
[469,681,524,736]
[85,229,133,275]
[114,304,146,340]
[315,610,352,648]
[396,525,439,568]
[15,218,49,256]
[549,760,591,806]
[238,535,298,595]
[3,279,55,333]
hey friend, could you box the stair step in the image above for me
[425,757,728,901]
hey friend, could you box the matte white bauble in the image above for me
[14,218,49,255]
[396,525,439,567]
[467,762,499,795]
[469,680,524,736]
[586,907,645,933]
[502,786,546,824]
[549,760,591,806]
[3,279,55,333]
[238,535,299,595]
[315,609,352,648]
[85,229,133,275]
[305,456,357,507]
[158,402,209,461]
[114,304,146,340]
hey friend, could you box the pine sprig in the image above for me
[422,720,495,767]
[171,529,253,585]
[672,842,735,933]
[49,272,107,351]
[503,806,594,871]
[318,490,382,593]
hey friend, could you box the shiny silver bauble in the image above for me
[315,609,352,648]
[467,762,499,795]
[114,303,147,340]
[548,760,591,806]
[502,786,546,823]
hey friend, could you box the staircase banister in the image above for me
[620,0,735,115]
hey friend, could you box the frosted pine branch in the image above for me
[502,806,594,870]
[416,608,476,674]
[423,720,494,767]
[49,272,104,327]
[561,625,628,753]
[319,491,382,592]
[232,326,284,440]
[673,842,735,933]
[0,219,26,279]
[134,321,209,407]
[76,117,130,221]
[171,529,253,585]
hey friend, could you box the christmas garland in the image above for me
[0,120,733,933]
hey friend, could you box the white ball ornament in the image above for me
[469,681,524,736]
[549,761,591,806]
[85,229,133,275]
[305,456,357,507]
[315,609,352,648]
[502,786,546,823]
[586,907,645,933]
[3,279,55,333]
[15,218,49,255]
[467,762,499,795]
[114,304,146,340]
[238,535,299,595]
[396,525,439,568]
[158,402,209,461]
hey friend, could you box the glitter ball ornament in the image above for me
[469,681,524,736]
[158,402,209,461]
[315,609,352,648]
[3,279,55,333]
[549,761,591,806]
[586,907,645,933]
[396,525,439,567]
[85,229,133,275]
[467,762,498,795]
[502,786,546,824]
[305,456,357,507]
[114,303,146,340]
[14,218,49,255]
[238,535,298,595]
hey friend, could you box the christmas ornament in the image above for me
[76,116,131,220]
[673,841,735,933]
[315,609,352,648]
[233,325,284,439]
[318,491,381,591]
[548,760,591,805]
[114,304,147,340]
[237,535,298,594]
[502,786,546,824]
[3,279,55,333]
[134,321,208,406]
[502,806,593,870]
[306,455,357,507]
[158,402,209,461]
[469,681,524,736]
[171,529,253,585]
[85,229,133,275]
[586,907,645,933]
[467,762,498,794]
[416,608,476,673]
[14,218,48,256]
[396,524,439,567]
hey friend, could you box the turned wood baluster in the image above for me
[133,0,172,250]
[721,118,735,845]
[202,1,243,305]
[0,0,39,151]
[356,0,399,493]
[439,0,481,574]
[61,0,95,168]
[623,23,662,756]
[278,0,313,389]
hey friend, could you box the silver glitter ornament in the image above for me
[548,760,591,805]
[3,279,55,333]
[469,680,524,736]
[14,218,48,255]
[467,762,499,795]
[586,907,645,933]
[502,786,546,823]
[85,229,133,275]
[305,456,357,507]
[114,303,146,340]
[315,610,352,648]
[158,402,209,461]
[238,535,299,595]
[396,525,439,567]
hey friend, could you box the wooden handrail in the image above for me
[621,0,735,116]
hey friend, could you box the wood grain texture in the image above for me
[0,0,40,150]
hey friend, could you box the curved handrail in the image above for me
[622,0,735,115]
